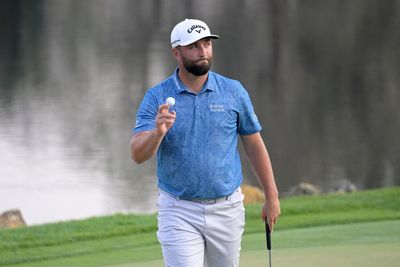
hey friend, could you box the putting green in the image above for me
[126,244,399,267]
[124,220,400,267]
[240,243,399,267]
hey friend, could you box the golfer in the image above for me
[131,18,280,267]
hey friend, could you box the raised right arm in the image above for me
[130,104,176,164]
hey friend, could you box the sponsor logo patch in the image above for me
[187,24,206,34]
[135,117,142,128]
[171,39,180,46]
[209,104,224,112]
[253,113,259,122]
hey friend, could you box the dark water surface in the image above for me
[1,0,399,225]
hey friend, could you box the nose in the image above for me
[197,44,207,57]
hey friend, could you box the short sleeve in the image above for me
[133,90,159,133]
[237,83,262,135]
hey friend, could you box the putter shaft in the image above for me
[269,250,272,267]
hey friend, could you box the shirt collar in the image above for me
[173,68,216,94]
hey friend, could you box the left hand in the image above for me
[262,197,281,232]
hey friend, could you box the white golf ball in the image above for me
[166,97,175,106]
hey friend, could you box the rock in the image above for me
[0,209,27,228]
[332,179,357,193]
[288,182,321,196]
[241,184,265,204]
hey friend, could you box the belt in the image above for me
[190,195,231,205]
[159,189,239,205]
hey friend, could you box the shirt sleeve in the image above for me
[133,90,159,133]
[236,82,262,135]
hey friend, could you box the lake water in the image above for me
[1,0,399,225]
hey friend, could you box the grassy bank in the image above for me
[1,187,399,266]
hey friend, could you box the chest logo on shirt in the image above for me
[209,104,224,112]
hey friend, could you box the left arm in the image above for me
[241,132,281,231]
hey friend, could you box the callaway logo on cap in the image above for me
[171,19,219,48]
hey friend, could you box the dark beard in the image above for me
[182,57,212,76]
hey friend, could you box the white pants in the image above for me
[157,188,245,267]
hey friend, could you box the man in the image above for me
[130,18,280,267]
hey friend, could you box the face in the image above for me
[174,38,213,76]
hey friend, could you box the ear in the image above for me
[172,47,180,59]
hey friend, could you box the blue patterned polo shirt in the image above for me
[134,69,262,199]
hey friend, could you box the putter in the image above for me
[265,220,272,267]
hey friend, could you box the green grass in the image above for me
[1,187,399,266]
[245,186,400,233]
[129,220,400,267]
[243,219,400,267]
[0,215,159,266]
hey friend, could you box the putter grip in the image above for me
[265,220,271,250]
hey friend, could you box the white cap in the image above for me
[170,19,219,48]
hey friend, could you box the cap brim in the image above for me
[179,34,219,47]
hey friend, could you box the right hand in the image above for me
[155,104,176,136]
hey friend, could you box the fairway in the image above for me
[118,220,400,267]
